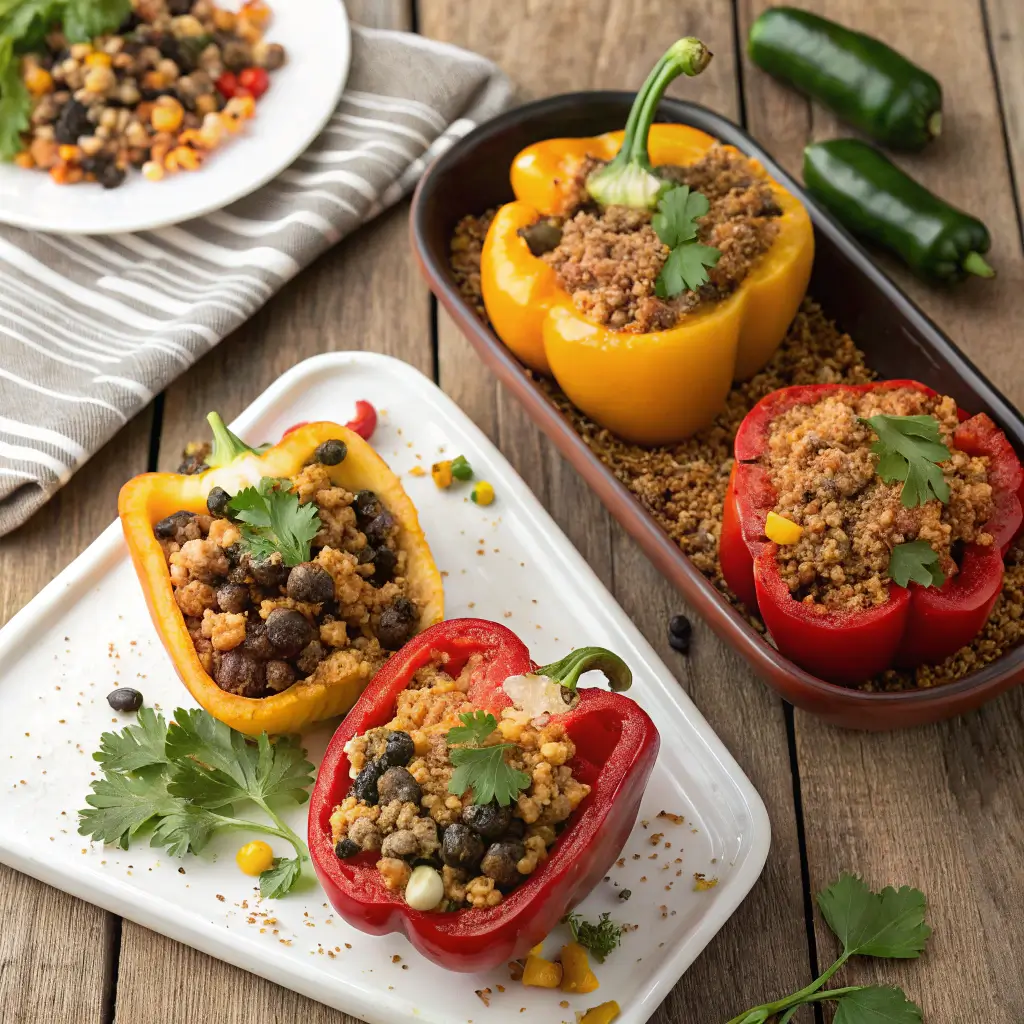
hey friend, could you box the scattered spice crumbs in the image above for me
[476,989,492,1007]
[694,873,719,891]
[658,810,685,825]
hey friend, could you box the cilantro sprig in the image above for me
[446,712,530,808]
[78,708,315,898]
[228,476,321,567]
[652,185,721,297]
[889,540,946,589]
[861,414,951,508]
[564,911,625,963]
[725,873,931,1024]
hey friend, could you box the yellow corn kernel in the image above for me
[14,151,34,168]
[171,145,202,171]
[58,144,80,162]
[221,111,244,134]
[23,64,53,96]
[235,16,262,42]
[235,840,274,876]
[431,460,453,489]
[225,95,255,120]
[579,1002,621,1024]
[195,93,218,116]
[151,96,184,134]
[142,70,168,90]
[559,942,600,994]
[241,0,271,26]
[84,65,115,94]
[765,511,803,545]
[212,7,237,31]
[85,52,112,68]
[522,954,562,989]
[471,481,495,506]
[142,160,165,181]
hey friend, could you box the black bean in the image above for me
[215,583,249,614]
[355,546,376,565]
[353,490,382,521]
[353,758,387,804]
[265,660,297,692]
[54,100,91,144]
[97,163,126,190]
[117,12,142,32]
[377,597,418,651]
[286,562,335,604]
[214,649,266,697]
[376,766,421,805]
[480,840,525,887]
[153,510,194,538]
[246,554,289,588]
[364,510,395,547]
[296,640,325,675]
[206,486,231,518]
[314,439,347,466]
[221,40,252,70]
[441,824,485,872]
[505,817,526,840]
[668,614,692,654]
[369,547,397,587]
[227,564,250,585]
[517,218,563,257]
[266,608,314,658]
[107,687,143,712]
[335,838,361,859]
[242,621,276,661]
[461,802,512,841]
[383,730,415,768]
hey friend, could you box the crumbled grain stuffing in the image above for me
[448,213,1024,691]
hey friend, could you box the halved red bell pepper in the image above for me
[308,618,659,973]
[720,381,1023,683]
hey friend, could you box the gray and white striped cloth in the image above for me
[0,25,511,536]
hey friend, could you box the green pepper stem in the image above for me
[586,37,712,209]
[962,251,995,278]
[927,110,942,139]
[538,647,632,692]
[206,411,260,468]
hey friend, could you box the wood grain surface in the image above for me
[2,0,1023,1022]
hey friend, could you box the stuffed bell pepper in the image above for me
[481,38,814,445]
[720,380,1024,684]
[119,413,444,736]
[308,619,659,972]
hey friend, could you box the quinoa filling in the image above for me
[156,460,420,699]
[525,146,782,333]
[764,388,994,611]
[330,654,590,911]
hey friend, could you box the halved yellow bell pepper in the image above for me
[481,40,814,446]
[118,414,444,736]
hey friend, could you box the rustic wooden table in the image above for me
[2,1,1022,1021]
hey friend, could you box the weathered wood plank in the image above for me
[422,2,812,1021]
[0,418,152,1024]
[739,0,1024,1018]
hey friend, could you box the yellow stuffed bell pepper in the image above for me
[119,413,444,736]
[481,38,814,445]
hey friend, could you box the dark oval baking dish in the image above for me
[410,92,1024,730]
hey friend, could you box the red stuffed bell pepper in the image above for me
[309,619,659,972]
[720,380,1024,684]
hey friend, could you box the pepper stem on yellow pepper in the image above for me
[205,410,269,468]
[586,37,712,209]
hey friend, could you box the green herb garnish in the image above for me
[446,712,530,808]
[563,911,625,963]
[652,185,721,297]
[228,476,321,567]
[79,708,314,899]
[860,413,951,508]
[0,0,132,161]
[888,540,946,589]
[725,873,931,1024]
[451,455,473,481]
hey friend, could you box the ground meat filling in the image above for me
[765,389,994,611]
[538,146,782,332]
[330,656,590,911]
[155,455,420,698]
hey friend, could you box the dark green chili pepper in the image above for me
[803,139,995,284]
[748,7,942,151]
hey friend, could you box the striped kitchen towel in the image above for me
[0,24,511,537]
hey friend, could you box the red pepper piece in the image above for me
[721,381,1023,682]
[215,71,238,98]
[308,619,659,973]
[346,399,377,440]
[282,421,308,437]
[238,66,270,99]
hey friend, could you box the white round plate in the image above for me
[0,0,350,235]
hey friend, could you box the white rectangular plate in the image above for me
[0,353,769,1024]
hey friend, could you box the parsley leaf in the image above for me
[61,0,130,41]
[818,873,931,960]
[564,911,625,963]
[860,414,951,508]
[0,37,30,161]
[833,986,922,1024]
[78,708,314,898]
[446,710,498,746]
[448,745,530,808]
[651,185,722,297]
[227,477,321,567]
[92,707,171,774]
[888,540,946,589]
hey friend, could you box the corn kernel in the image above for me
[195,93,218,116]
[172,14,206,37]
[84,65,115,94]
[14,152,34,169]
[69,43,93,60]
[171,145,202,171]
[151,97,184,134]
[431,460,453,489]
[241,0,271,26]
[85,52,112,68]
[221,111,243,134]
[765,511,803,545]
[225,95,255,120]
[471,481,495,506]
[142,70,168,90]
[23,65,53,96]
[199,112,225,147]
[235,16,262,43]
[58,144,80,162]
[142,161,165,181]
[212,8,237,31]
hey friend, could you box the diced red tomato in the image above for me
[238,67,270,99]
[215,72,239,98]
